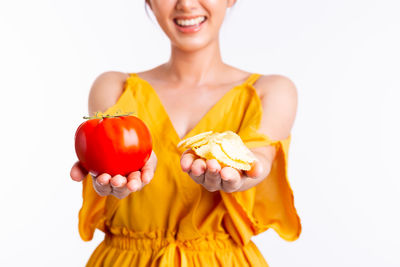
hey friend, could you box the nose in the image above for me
[176,0,197,11]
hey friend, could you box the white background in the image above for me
[1,0,399,266]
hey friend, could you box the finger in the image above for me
[127,171,143,192]
[189,172,205,185]
[203,159,222,192]
[220,167,242,193]
[139,151,157,184]
[112,189,130,200]
[180,149,197,172]
[245,160,264,178]
[92,174,112,196]
[110,175,129,198]
[145,150,158,170]
[206,159,221,173]
[189,158,206,184]
[204,159,221,182]
[191,158,207,177]
[96,173,111,185]
[141,165,154,185]
[110,174,127,188]
[70,161,88,182]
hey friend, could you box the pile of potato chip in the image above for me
[177,131,257,171]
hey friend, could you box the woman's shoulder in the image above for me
[228,66,297,98]
[92,71,130,86]
[88,71,130,115]
[252,73,298,102]
[254,73,298,140]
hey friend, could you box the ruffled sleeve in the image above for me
[79,174,107,241]
[78,76,137,241]
[220,88,301,246]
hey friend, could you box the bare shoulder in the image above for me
[88,71,130,116]
[254,74,298,100]
[253,74,299,140]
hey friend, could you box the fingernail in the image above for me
[212,168,220,174]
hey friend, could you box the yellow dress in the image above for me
[79,73,301,266]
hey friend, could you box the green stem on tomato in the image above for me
[83,111,135,120]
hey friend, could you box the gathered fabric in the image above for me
[78,73,301,266]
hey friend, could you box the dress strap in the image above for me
[243,73,262,86]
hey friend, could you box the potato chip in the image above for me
[193,144,213,159]
[209,133,225,144]
[177,131,213,149]
[177,130,256,171]
[209,143,252,171]
[218,131,241,142]
[188,135,214,148]
[220,138,256,163]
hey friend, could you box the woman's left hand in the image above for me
[180,149,270,193]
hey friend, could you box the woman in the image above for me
[70,0,301,266]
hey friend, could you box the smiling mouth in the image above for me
[173,16,207,28]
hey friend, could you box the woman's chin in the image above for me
[171,39,213,53]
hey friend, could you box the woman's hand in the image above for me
[70,151,158,199]
[180,149,271,193]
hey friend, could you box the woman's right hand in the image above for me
[70,151,157,199]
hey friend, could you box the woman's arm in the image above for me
[70,71,158,199]
[180,74,298,193]
[88,71,129,116]
[234,74,298,191]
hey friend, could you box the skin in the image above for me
[70,0,298,197]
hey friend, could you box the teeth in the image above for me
[176,16,205,27]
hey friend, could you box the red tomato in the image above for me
[74,115,152,177]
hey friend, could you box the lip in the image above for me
[173,16,207,34]
[174,15,206,20]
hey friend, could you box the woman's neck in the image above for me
[163,40,226,85]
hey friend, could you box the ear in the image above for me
[227,0,237,8]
